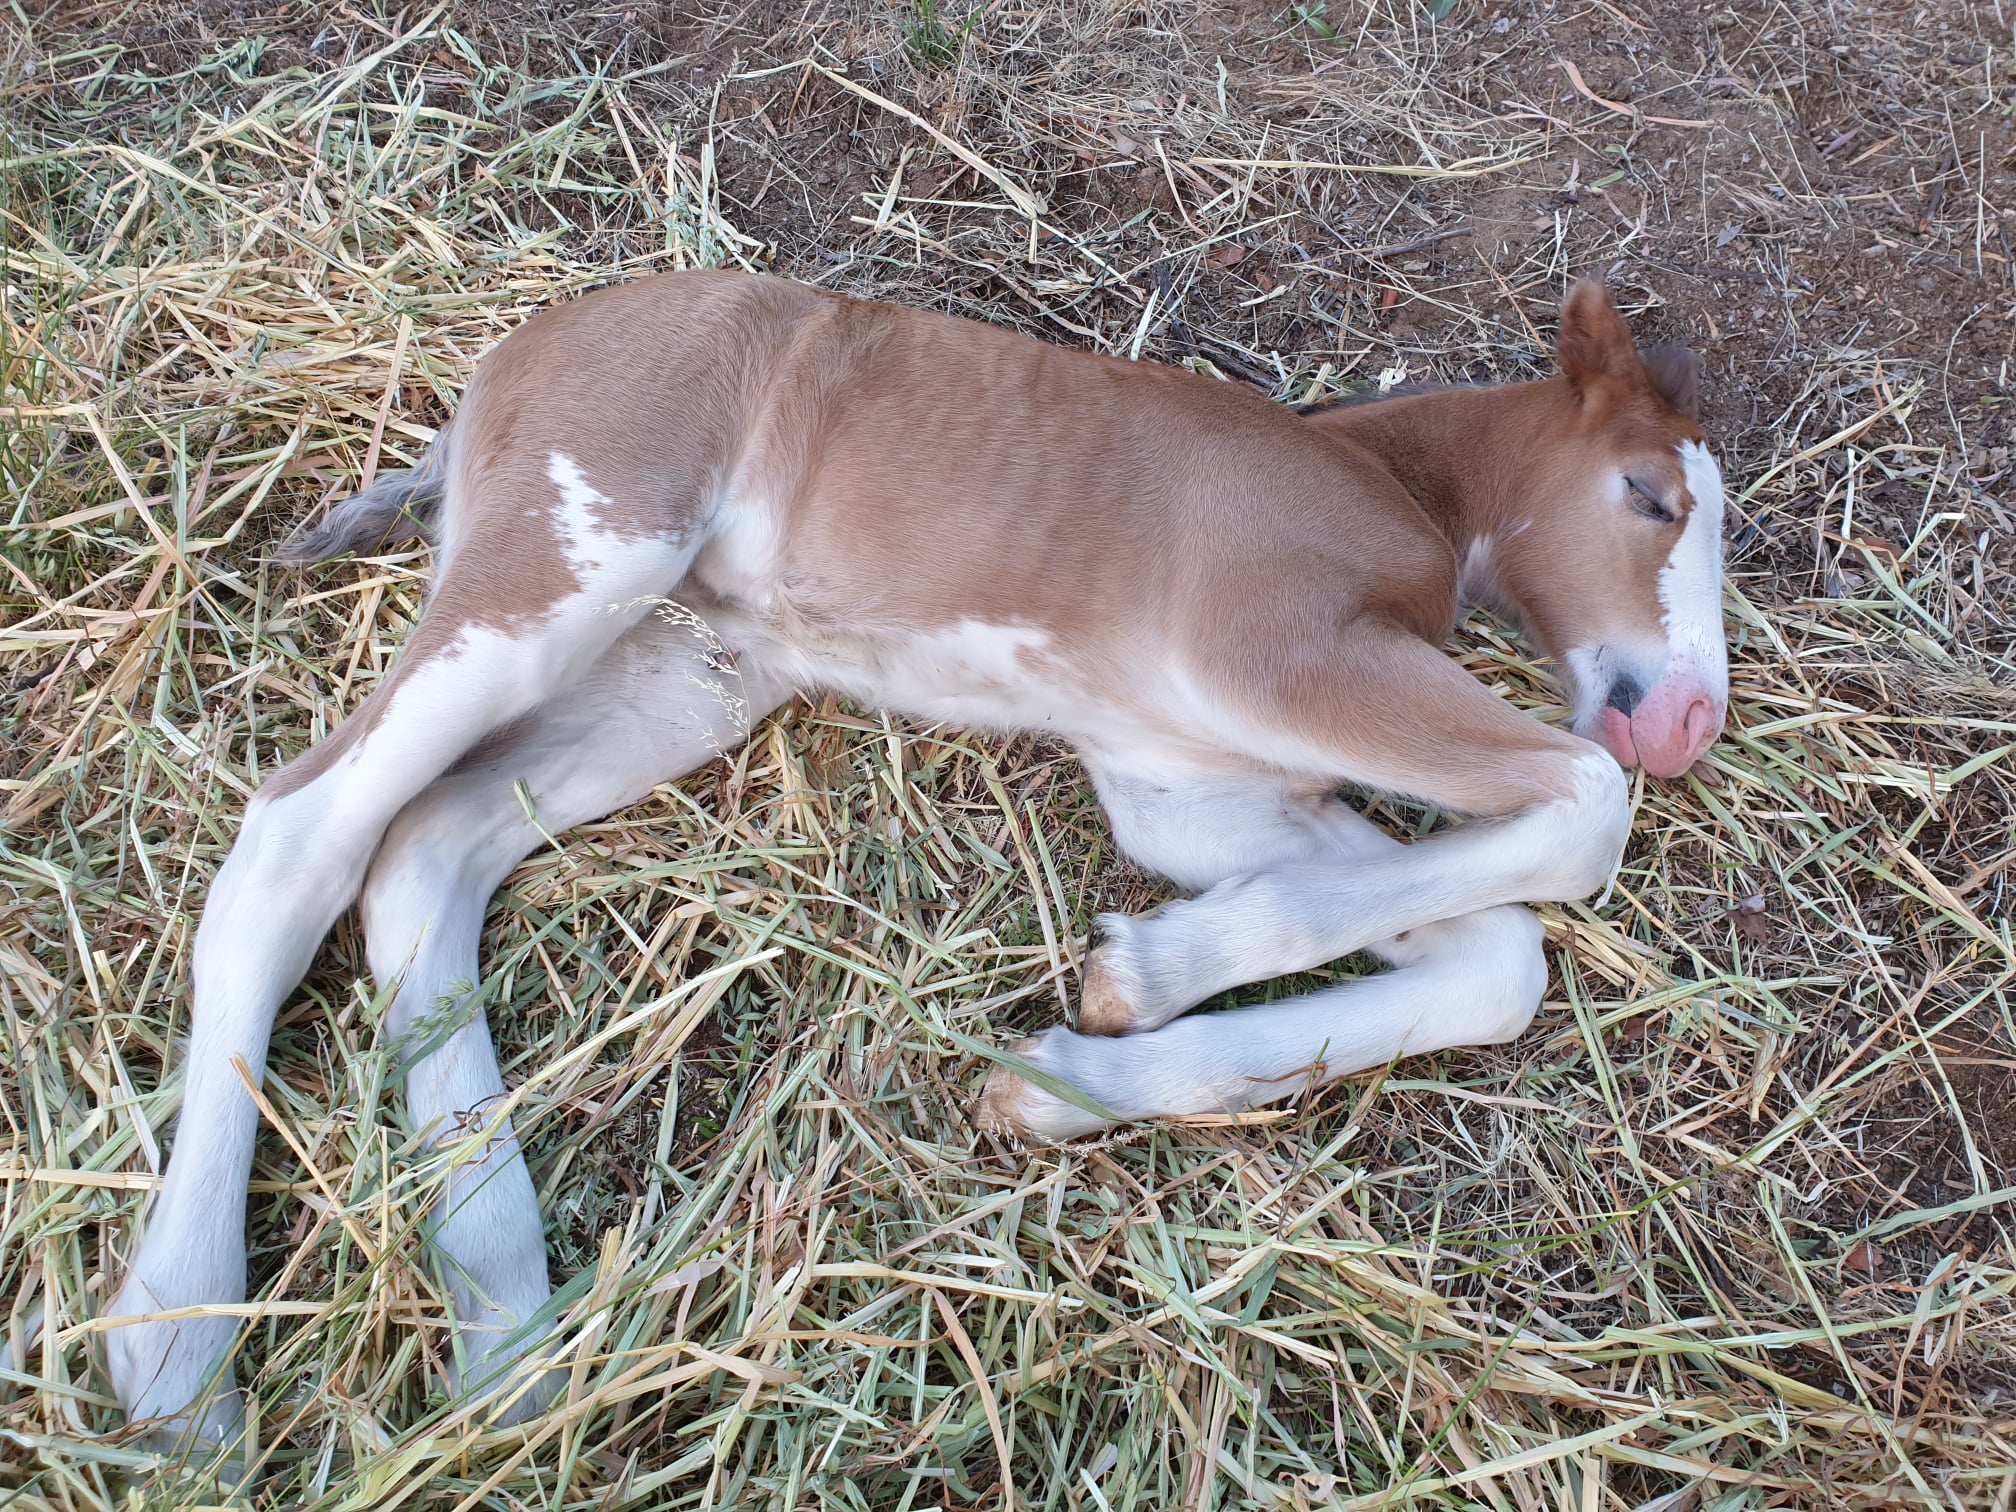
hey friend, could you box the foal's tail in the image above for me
[275,424,453,563]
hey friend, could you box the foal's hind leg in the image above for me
[360,614,791,1421]
[104,490,704,1447]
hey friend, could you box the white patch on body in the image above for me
[692,491,1191,746]
[545,450,608,514]
[805,619,1079,731]
[545,450,634,577]
[691,485,1188,747]
[1458,534,1496,609]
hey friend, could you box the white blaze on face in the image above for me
[1564,442,1731,775]
[1664,440,1730,699]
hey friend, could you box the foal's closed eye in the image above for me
[1625,476,1677,524]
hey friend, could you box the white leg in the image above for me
[979,904,1546,1141]
[104,522,701,1446]
[982,753,1560,1138]
[1080,748,1624,1034]
[1077,751,1406,1033]
[361,614,790,1421]
[1081,749,1399,892]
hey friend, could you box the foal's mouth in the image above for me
[1590,672,1724,778]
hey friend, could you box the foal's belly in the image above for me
[678,497,1209,755]
[676,594,1219,765]
[703,604,1094,733]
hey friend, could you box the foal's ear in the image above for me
[1640,342,1702,420]
[1555,279,1641,393]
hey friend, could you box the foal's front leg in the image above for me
[980,905,1546,1140]
[979,634,1626,1138]
[1093,633,1625,1032]
[1081,746,1620,1034]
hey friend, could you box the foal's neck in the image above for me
[1304,381,1558,554]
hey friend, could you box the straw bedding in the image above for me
[3,1,2013,1506]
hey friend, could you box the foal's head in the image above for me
[1487,282,1729,778]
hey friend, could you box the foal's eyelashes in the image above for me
[1625,475,1677,524]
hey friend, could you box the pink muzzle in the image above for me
[1595,674,1724,778]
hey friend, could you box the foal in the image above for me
[105,272,1726,1444]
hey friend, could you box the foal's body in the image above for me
[106,271,1728,1446]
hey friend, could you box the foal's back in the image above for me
[447,271,1461,659]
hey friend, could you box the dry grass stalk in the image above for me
[2,1,2013,1508]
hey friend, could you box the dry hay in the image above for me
[3,1,2014,1508]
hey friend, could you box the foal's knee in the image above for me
[1471,905,1548,1042]
[1530,749,1631,901]
[1390,905,1547,1043]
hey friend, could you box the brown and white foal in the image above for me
[106,271,1726,1446]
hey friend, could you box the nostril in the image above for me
[1683,696,1720,744]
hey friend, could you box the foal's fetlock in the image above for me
[105,1277,249,1458]
[973,1029,1113,1143]
[451,1341,562,1427]
[1076,914,1151,1035]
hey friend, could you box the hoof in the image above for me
[973,1031,1114,1143]
[1075,954,1137,1036]
[975,1036,1050,1139]
[1076,916,1148,1035]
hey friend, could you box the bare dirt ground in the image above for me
[4,0,2016,1507]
